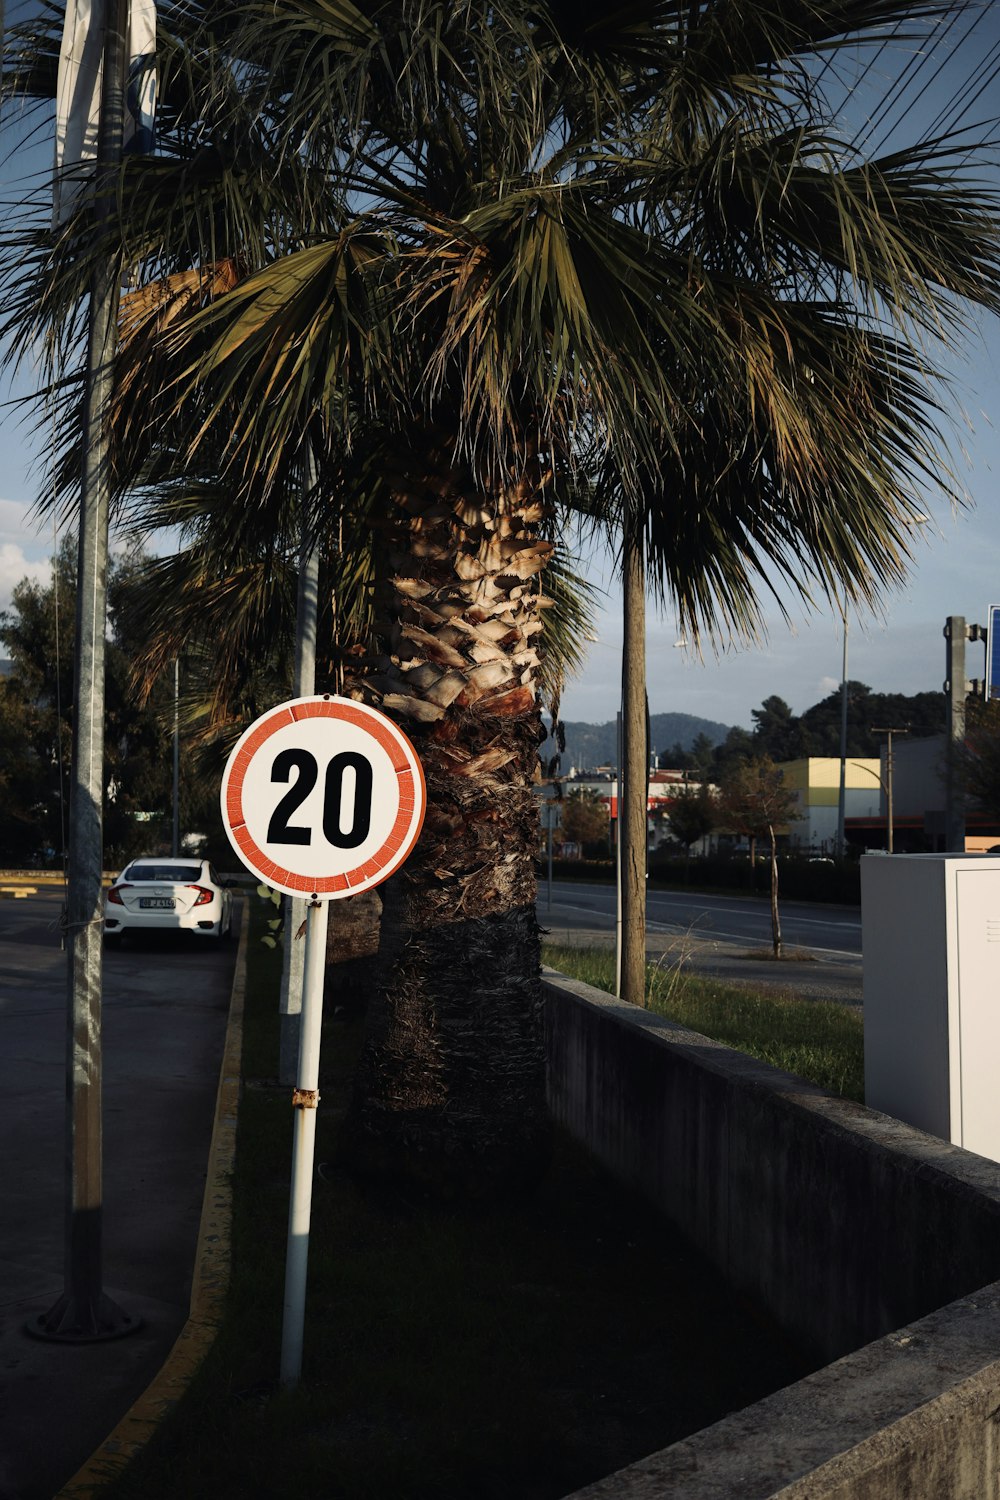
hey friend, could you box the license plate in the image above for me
[140,897,175,909]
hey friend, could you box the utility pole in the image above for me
[870,727,909,853]
[944,617,985,854]
[30,0,136,1342]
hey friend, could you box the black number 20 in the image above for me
[267,749,373,849]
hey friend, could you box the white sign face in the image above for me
[221,695,426,900]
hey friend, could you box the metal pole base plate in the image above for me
[26,1291,141,1343]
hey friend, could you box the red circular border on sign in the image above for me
[223,698,426,896]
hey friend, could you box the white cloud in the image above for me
[0,499,48,552]
[0,543,51,618]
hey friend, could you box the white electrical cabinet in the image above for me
[862,853,1000,1161]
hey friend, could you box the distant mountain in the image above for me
[541,712,734,773]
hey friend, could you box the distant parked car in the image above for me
[104,857,233,943]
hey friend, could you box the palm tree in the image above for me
[5,0,1000,1194]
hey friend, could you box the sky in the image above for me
[3,5,1000,732]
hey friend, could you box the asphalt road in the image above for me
[0,888,237,1500]
[537,879,864,1006]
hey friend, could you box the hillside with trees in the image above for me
[544,684,945,783]
[667,686,946,781]
[542,713,734,773]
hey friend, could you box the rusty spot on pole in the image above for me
[292,1088,319,1109]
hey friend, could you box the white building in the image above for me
[777,758,882,852]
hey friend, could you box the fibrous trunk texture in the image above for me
[340,434,552,1197]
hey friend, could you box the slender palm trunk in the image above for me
[341,433,552,1196]
[620,525,647,1007]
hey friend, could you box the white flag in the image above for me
[53,0,157,227]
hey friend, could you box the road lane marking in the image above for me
[541,901,861,962]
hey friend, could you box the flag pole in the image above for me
[29,0,138,1342]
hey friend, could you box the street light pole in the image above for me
[30,0,137,1343]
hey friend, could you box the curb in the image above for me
[55,902,249,1497]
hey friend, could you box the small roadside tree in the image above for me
[560,790,611,853]
[718,758,801,957]
[666,785,717,877]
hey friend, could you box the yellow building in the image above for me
[778,758,882,852]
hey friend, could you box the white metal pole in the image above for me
[279,896,329,1389]
[32,0,136,1345]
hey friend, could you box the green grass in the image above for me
[543,944,865,1103]
[101,899,814,1500]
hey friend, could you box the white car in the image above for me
[104,857,234,943]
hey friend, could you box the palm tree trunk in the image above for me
[340,432,552,1196]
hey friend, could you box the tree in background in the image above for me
[751,697,807,762]
[666,784,717,877]
[660,731,717,778]
[954,700,1000,821]
[796,684,944,758]
[0,542,223,867]
[559,789,611,852]
[711,727,759,783]
[717,758,800,957]
[702,686,947,783]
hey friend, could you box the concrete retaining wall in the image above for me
[545,971,1000,1499]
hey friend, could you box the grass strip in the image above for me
[101,898,814,1500]
[543,944,865,1103]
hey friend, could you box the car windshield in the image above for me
[125,863,203,883]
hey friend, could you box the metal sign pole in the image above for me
[279,896,329,1389]
[220,695,426,1386]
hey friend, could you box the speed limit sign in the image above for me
[220,695,426,899]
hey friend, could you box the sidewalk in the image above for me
[0,895,243,1500]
